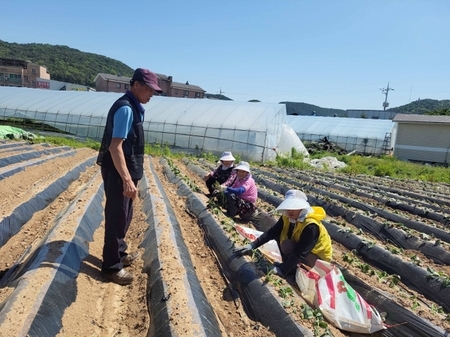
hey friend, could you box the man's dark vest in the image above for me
[96,94,144,180]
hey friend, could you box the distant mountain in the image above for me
[0,40,133,87]
[204,93,233,101]
[387,99,450,114]
[280,101,346,117]
[282,99,450,116]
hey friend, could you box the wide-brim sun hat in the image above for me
[233,161,250,173]
[276,190,310,211]
[220,151,235,161]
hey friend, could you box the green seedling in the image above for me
[278,286,293,299]
[338,227,354,234]
[300,304,314,319]
[361,239,376,249]
[376,270,388,283]
[410,255,421,266]
[357,263,372,274]
[411,299,420,311]
[420,233,430,240]
[385,245,403,255]
[442,277,450,288]
[282,299,295,308]
[430,304,444,314]
[391,274,401,286]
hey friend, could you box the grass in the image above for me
[16,133,450,184]
[43,136,101,151]
[267,147,450,184]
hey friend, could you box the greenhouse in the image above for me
[287,115,397,155]
[0,87,307,162]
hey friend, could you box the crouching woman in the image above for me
[236,190,332,277]
[218,161,258,221]
[203,151,236,195]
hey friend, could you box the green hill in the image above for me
[204,93,233,101]
[387,98,450,114]
[281,99,450,116]
[0,40,133,87]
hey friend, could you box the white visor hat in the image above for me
[233,161,250,172]
[220,151,235,161]
[276,190,310,211]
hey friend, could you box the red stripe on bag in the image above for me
[325,272,336,309]
[359,293,372,319]
[307,270,320,281]
[315,281,323,305]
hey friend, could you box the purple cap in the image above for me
[131,68,163,93]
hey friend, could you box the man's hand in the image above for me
[109,138,137,200]
[234,244,253,256]
[219,185,228,192]
[123,179,137,200]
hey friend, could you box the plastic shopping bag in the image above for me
[234,224,282,263]
[296,260,385,334]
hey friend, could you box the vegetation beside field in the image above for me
[35,136,450,184]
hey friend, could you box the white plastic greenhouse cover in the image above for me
[0,87,307,162]
[287,115,397,155]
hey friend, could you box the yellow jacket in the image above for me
[279,206,332,262]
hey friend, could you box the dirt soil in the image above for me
[0,142,449,337]
[0,144,274,337]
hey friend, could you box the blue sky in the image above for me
[2,1,449,110]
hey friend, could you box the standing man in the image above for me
[96,68,162,285]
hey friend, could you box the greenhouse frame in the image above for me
[0,87,307,162]
[287,115,397,155]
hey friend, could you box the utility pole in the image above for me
[380,82,394,110]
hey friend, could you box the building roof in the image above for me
[93,73,131,84]
[156,73,170,80]
[171,81,205,92]
[0,58,28,67]
[393,113,450,124]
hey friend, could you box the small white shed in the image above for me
[393,114,450,164]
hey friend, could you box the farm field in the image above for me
[0,140,449,337]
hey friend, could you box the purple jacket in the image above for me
[225,173,257,204]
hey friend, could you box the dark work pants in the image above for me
[280,239,319,269]
[205,176,217,194]
[101,165,136,272]
[225,193,255,220]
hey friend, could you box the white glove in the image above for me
[235,244,253,256]
[219,185,227,192]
